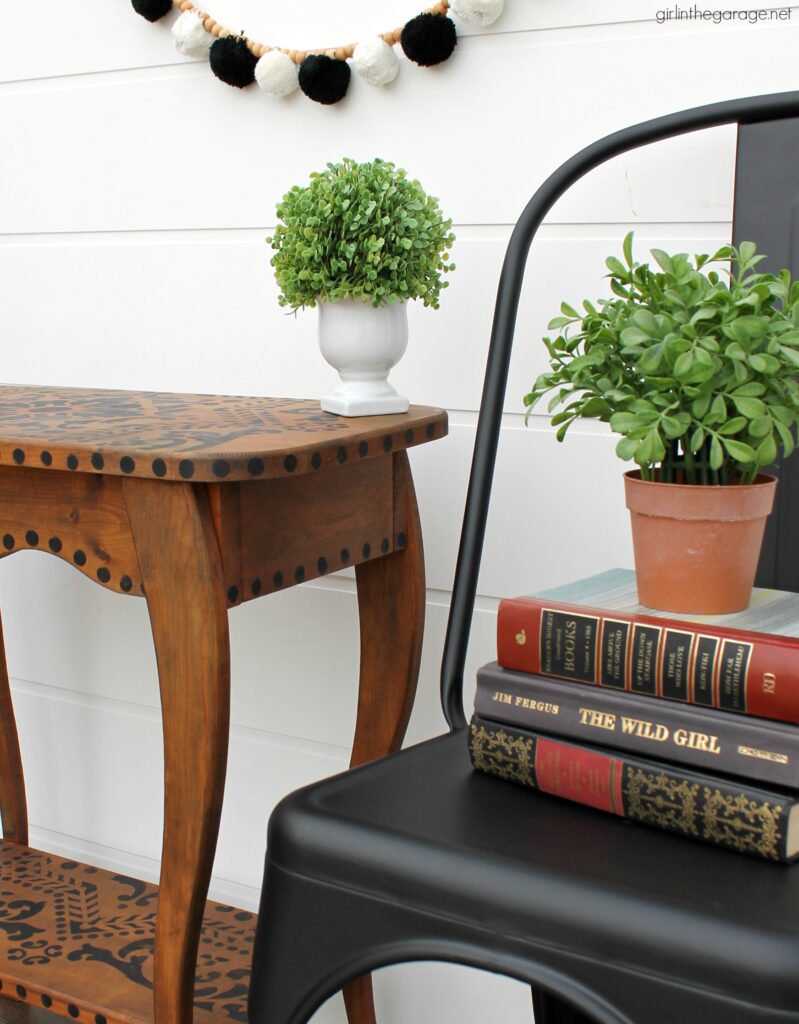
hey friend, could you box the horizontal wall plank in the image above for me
[0,552,494,750]
[408,419,635,598]
[13,16,799,231]
[4,2,791,84]
[27,821,258,910]
[0,226,729,413]
[13,677,349,884]
[11,641,496,883]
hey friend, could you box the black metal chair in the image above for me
[248,92,799,1024]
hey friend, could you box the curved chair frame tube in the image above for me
[440,89,799,730]
[284,940,632,1024]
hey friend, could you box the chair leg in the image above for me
[342,977,377,1024]
[249,858,364,1024]
[533,988,598,1024]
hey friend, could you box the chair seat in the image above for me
[269,730,799,1015]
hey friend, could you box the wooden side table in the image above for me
[0,386,447,1024]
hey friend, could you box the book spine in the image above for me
[468,715,794,862]
[497,596,799,723]
[475,663,799,787]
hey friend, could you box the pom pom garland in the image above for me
[449,0,504,26]
[352,38,400,87]
[131,0,172,22]
[172,10,213,58]
[401,13,457,67]
[209,36,258,88]
[299,55,351,105]
[134,0,504,102]
[255,50,300,97]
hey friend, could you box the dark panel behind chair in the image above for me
[733,119,799,590]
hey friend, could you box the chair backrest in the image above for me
[440,90,799,731]
[733,116,799,589]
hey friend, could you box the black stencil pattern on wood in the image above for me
[0,844,254,1023]
[0,386,446,482]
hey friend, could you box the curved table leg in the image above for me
[0,614,27,846]
[350,451,425,768]
[343,451,426,1024]
[124,479,230,1024]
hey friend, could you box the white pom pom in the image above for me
[255,49,300,97]
[352,37,399,87]
[448,0,504,27]
[172,10,213,59]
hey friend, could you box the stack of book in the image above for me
[468,568,799,862]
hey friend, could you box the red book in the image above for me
[469,715,799,862]
[497,593,799,723]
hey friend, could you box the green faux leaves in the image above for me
[269,158,456,311]
[524,235,799,484]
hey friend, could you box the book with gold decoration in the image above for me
[469,714,799,862]
[475,662,799,788]
[497,568,799,723]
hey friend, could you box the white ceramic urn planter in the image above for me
[317,298,410,416]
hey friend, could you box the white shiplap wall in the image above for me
[1,3,798,1021]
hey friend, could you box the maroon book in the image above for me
[497,595,799,722]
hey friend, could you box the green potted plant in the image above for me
[524,234,799,613]
[269,157,455,417]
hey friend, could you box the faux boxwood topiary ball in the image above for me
[209,36,258,88]
[131,0,173,22]
[298,55,351,104]
[400,13,457,67]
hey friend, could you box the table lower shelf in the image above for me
[0,841,255,1024]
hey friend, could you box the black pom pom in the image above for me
[209,36,258,88]
[298,55,351,105]
[401,13,457,67]
[131,0,173,22]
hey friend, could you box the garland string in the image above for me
[132,0,505,102]
[177,0,451,63]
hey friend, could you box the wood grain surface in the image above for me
[0,467,142,597]
[123,479,231,1024]
[0,998,59,1022]
[0,842,254,1024]
[0,387,446,1024]
[0,386,447,482]
[0,615,27,848]
[233,454,395,605]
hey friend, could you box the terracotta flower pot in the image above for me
[623,470,777,614]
